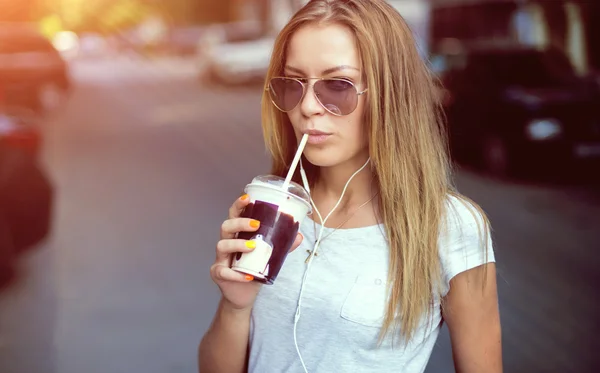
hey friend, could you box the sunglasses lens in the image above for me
[314,79,358,115]
[269,78,304,112]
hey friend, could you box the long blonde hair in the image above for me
[261,0,487,344]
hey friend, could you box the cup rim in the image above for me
[245,182,313,215]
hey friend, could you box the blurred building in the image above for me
[221,0,430,50]
[195,0,296,35]
[193,0,595,74]
[388,0,432,57]
[229,0,302,35]
[430,0,591,75]
[585,0,600,72]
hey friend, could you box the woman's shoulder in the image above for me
[438,193,495,293]
[442,193,490,238]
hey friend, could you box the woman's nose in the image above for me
[299,83,325,117]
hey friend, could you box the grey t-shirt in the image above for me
[248,195,495,373]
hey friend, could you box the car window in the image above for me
[430,54,448,76]
[431,53,468,76]
[470,50,575,87]
[0,34,56,54]
[464,58,493,83]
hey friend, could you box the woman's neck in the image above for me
[312,152,378,218]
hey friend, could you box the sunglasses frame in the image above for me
[265,76,368,116]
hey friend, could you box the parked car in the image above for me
[0,23,71,115]
[433,45,600,177]
[196,21,274,86]
[167,26,207,56]
[0,102,53,284]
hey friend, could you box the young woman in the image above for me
[199,1,502,372]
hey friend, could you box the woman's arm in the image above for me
[443,263,502,373]
[198,299,252,373]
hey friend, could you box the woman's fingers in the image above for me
[228,194,250,220]
[211,263,255,283]
[220,217,260,240]
[216,239,257,262]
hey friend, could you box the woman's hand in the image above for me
[210,194,304,311]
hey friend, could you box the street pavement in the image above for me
[0,56,598,373]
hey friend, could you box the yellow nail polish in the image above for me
[245,275,254,281]
[240,194,249,201]
[245,240,256,249]
[250,219,260,228]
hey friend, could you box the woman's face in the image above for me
[284,23,368,168]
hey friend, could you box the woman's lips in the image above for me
[303,130,332,145]
[307,133,331,144]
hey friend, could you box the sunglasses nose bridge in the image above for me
[297,79,325,113]
[299,79,316,98]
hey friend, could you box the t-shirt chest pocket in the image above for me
[340,274,389,328]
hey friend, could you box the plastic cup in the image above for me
[231,175,312,284]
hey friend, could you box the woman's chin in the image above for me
[303,145,370,169]
[303,150,340,168]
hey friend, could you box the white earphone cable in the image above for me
[293,157,371,373]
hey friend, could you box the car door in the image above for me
[442,62,482,156]
[450,56,500,153]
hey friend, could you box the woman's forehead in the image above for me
[286,24,360,75]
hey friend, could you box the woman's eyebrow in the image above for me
[321,65,360,75]
[283,65,306,75]
[284,65,360,75]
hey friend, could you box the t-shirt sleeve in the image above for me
[439,195,496,296]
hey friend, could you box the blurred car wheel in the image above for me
[0,110,53,252]
[0,212,16,287]
[1,153,53,251]
[483,135,512,178]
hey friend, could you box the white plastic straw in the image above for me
[283,133,309,190]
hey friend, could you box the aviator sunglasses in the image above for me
[266,77,368,116]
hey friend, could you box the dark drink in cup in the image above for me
[231,175,312,284]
